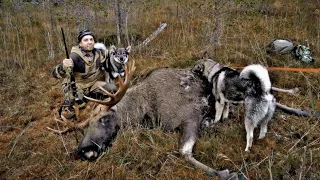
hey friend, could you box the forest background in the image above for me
[0,0,320,179]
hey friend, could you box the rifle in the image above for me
[59,28,84,120]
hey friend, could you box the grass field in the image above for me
[0,0,319,179]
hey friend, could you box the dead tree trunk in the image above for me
[114,0,122,46]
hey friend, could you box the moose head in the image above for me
[47,60,135,161]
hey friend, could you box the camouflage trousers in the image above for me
[60,80,118,120]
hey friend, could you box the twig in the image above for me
[305,150,313,175]
[218,153,239,170]
[253,155,268,169]
[288,121,318,152]
[8,122,33,158]
[305,137,320,147]
[85,162,92,178]
[0,126,21,131]
[299,147,307,180]
[52,155,64,169]
[54,115,69,154]
[157,158,168,175]
[299,71,316,110]
[166,152,194,170]
[267,150,274,180]
[240,148,249,176]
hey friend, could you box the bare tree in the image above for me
[210,0,235,57]
[114,0,122,45]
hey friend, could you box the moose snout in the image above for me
[77,143,103,161]
[76,115,119,161]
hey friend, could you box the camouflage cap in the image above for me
[78,30,94,43]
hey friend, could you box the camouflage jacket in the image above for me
[52,45,108,90]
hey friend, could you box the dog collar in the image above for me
[208,63,225,83]
[111,71,125,78]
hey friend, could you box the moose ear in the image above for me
[110,106,117,112]
[126,46,131,53]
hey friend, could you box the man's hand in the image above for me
[62,59,73,70]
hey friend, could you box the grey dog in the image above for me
[94,43,131,79]
[192,59,276,152]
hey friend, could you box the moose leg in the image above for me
[276,103,320,118]
[179,120,198,158]
[179,121,231,178]
[272,87,299,94]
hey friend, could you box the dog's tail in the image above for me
[94,42,107,51]
[239,64,271,93]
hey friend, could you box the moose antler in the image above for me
[84,60,136,109]
[46,114,91,134]
[47,60,136,134]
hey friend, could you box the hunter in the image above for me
[52,30,117,119]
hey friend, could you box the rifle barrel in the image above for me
[61,28,69,59]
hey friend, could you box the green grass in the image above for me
[0,0,319,179]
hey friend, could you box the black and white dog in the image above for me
[192,59,276,152]
[192,59,319,151]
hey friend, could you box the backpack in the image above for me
[292,44,315,63]
[266,39,294,54]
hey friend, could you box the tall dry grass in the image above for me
[0,0,319,179]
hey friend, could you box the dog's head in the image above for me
[192,59,220,79]
[109,45,131,65]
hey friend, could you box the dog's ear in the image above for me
[202,51,209,59]
[126,46,131,53]
[110,45,117,54]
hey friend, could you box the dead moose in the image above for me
[47,60,241,179]
[48,59,320,180]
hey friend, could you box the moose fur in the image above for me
[77,68,241,179]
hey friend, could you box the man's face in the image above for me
[79,35,94,51]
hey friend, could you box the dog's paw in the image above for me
[213,119,220,124]
[222,116,229,121]
[215,169,230,179]
[209,122,217,128]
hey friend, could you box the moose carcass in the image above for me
[48,64,240,179]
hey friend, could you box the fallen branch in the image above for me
[137,23,167,48]
[8,122,33,158]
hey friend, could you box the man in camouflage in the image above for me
[52,30,117,119]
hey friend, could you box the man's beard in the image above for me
[83,45,94,51]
